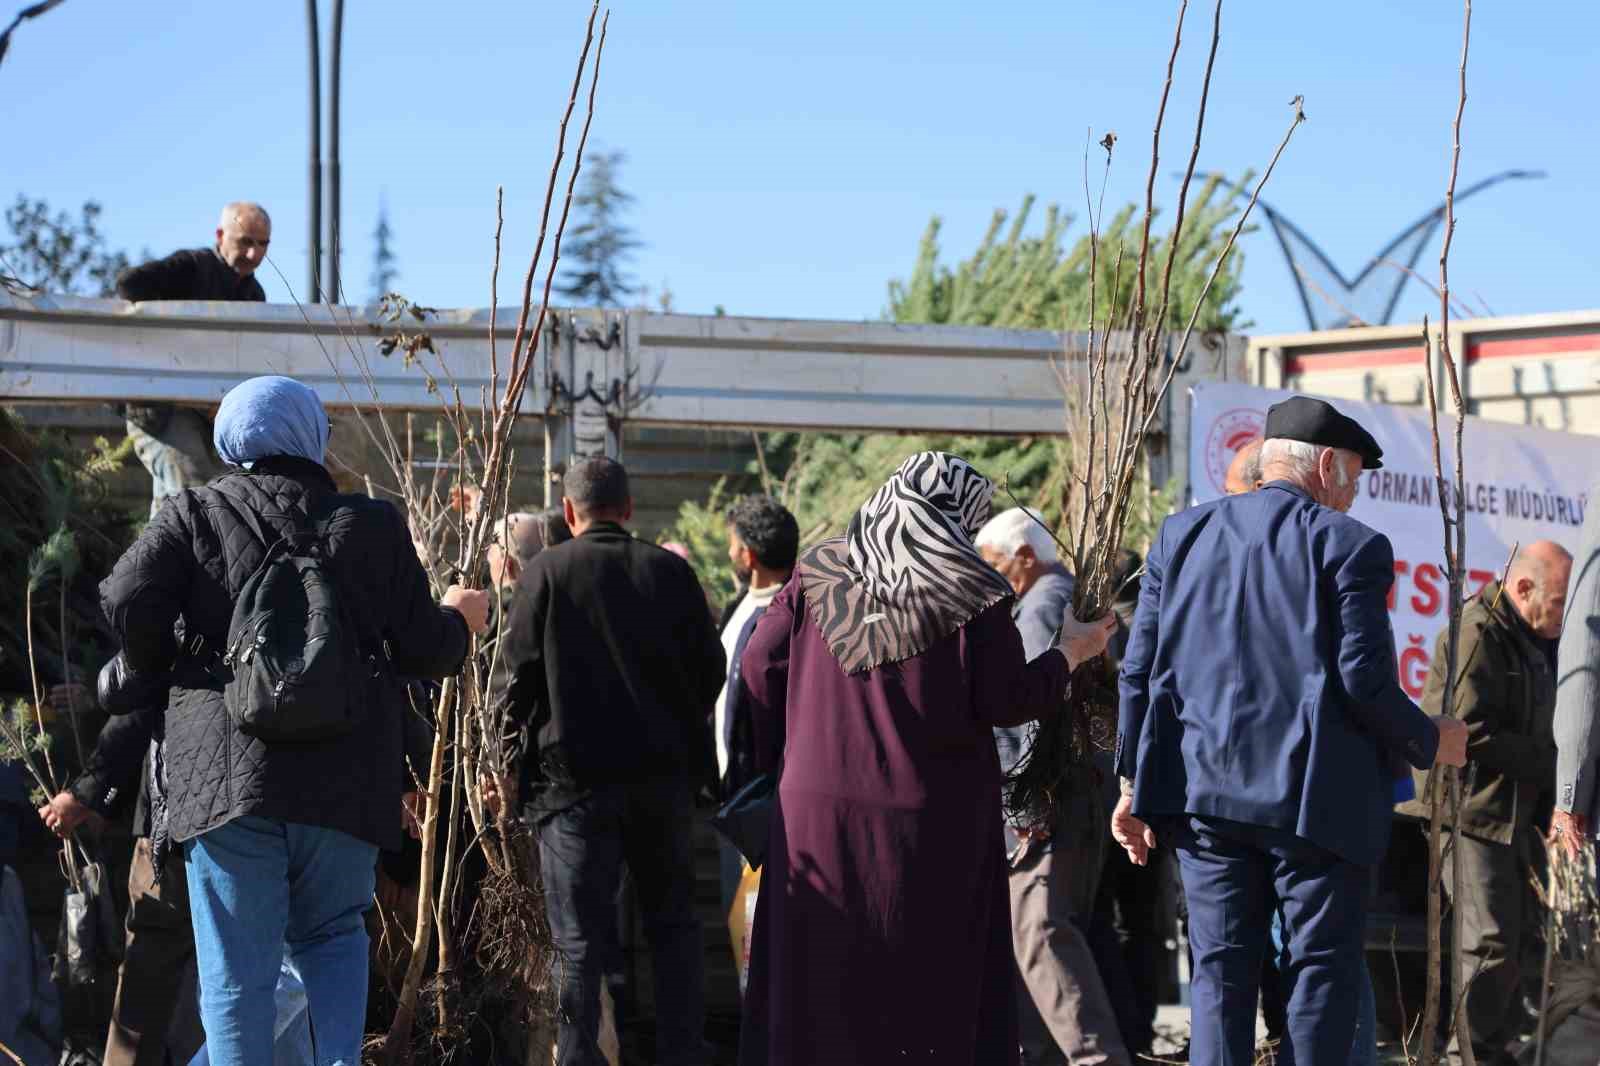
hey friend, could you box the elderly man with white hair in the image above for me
[115,201,274,515]
[977,508,1132,1066]
[1114,395,1468,1066]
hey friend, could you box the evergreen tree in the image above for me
[557,150,639,306]
[661,181,1244,583]
[370,197,399,301]
[886,175,1249,332]
[0,195,135,296]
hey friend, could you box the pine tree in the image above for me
[886,175,1249,333]
[662,182,1246,580]
[557,150,639,307]
[370,197,399,301]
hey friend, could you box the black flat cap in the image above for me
[1264,395,1384,469]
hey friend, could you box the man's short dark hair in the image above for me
[564,456,629,516]
[727,495,800,573]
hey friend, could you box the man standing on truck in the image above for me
[1400,541,1572,1066]
[114,201,272,515]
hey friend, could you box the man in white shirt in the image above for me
[713,495,799,906]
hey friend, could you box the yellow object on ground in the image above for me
[727,862,761,995]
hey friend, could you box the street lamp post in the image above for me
[306,0,322,304]
[327,0,344,304]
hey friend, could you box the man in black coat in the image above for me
[498,456,726,1066]
[114,201,272,517]
[115,203,271,303]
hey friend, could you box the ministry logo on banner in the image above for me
[1201,407,1267,495]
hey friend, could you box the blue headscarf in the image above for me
[213,375,330,468]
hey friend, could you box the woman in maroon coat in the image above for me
[737,453,1113,1066]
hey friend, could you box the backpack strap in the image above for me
[302,503,384,669]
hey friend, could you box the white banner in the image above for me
[1188,383,1594,700]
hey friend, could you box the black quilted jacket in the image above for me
[99,456,469,850]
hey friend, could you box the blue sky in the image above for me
[4,1,1594,335]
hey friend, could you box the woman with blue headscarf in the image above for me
[98,375,489,1066]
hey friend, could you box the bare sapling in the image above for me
[376,8,611,1060]
[1418,3,1474,1065]
[256,5,610,1060]
[1007,0,1304,828]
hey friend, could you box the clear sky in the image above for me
[4,1,1594,336]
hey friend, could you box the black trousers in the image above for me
[537,780,706,1066]
[1090,844,1169,1055]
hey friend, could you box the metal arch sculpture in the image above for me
[0,0,67,69]
[1193,169,1544,330]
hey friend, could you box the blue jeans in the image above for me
[185,816,378,1066]
[1270,912,1377,1066]
[189,951,315,1066]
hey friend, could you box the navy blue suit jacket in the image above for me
[1115,481,1440,866]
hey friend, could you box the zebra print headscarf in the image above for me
[798,452,1014,675]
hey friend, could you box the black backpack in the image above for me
[217,499,370,742]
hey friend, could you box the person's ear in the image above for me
[1317,447,1338,485]
[1015,545,1039,571]
[621,496,634,523]
[562,497,578,528]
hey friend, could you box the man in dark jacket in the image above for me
[1399,541,1571,1065]
[116,203,271,303]
[498,455,725,1066]
[1114,397,1468,1066]
[98,375,488,1066]
[114,202,272,517]
[713,495,798,911]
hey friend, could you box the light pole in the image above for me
[306,1,345,304]
[306,0,322,303]
[326,0,344,303]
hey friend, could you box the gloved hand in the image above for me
[97,652,166,716]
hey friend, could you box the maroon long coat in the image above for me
[736,580,1069,1066]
